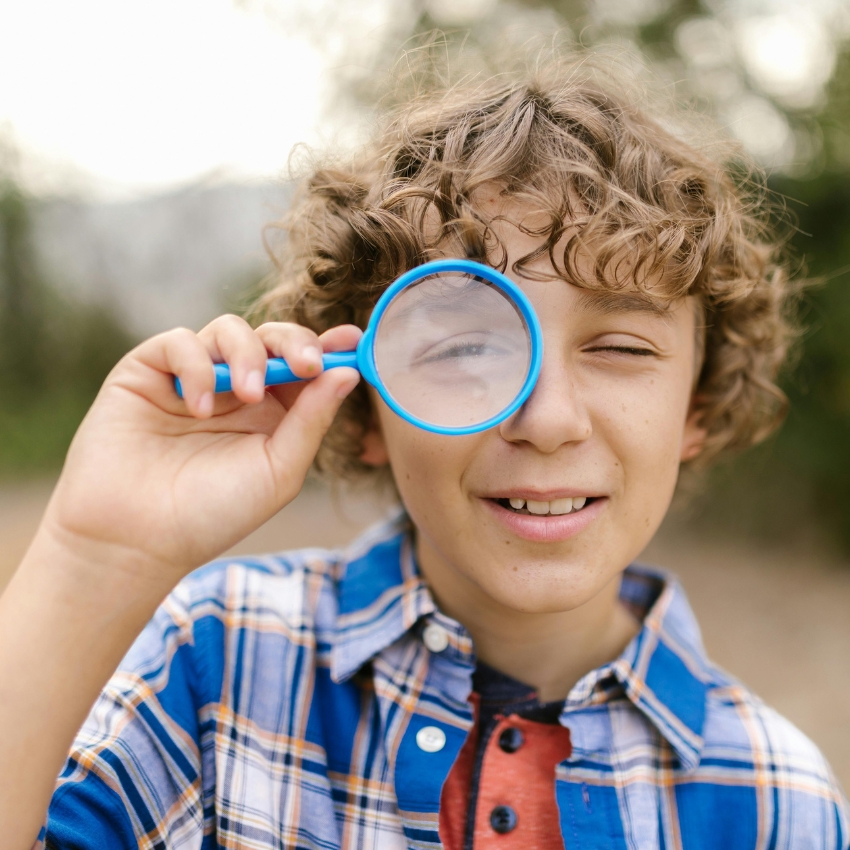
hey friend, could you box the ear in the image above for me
[359,419,390,466]
[680,398,708,462]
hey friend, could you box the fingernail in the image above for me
[198,392,213,417]
[302,347,322,374]
[245,369,265,397]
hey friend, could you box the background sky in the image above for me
[0,0,332,196]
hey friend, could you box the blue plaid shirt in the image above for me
[40,513,849,849]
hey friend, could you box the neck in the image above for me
[415,537,640,703]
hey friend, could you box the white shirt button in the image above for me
[422,623,449,653]
[416,725,446,753]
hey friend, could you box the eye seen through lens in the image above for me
[373,273,533,429]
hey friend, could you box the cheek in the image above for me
[374,401,478,507]
[592,374,692,499]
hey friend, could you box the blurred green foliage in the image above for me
[0,175,137,476]
[717,169,850,550]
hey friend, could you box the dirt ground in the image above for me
[2,477,848,793]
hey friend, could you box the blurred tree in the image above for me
[0,150,137,475]
[0,180,50,401]
[767,220,850,547]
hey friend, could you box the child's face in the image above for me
[365,208,705,615]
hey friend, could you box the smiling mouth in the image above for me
[493,496,596,517]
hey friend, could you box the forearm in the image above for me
[0,525,174,850]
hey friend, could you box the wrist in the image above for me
[15,518,180,630]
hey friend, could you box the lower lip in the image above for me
[481,497,606,542]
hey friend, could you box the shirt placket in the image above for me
[554,682,632,848]
[373,612,476,850]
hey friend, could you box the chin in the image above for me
[478,561,610,614]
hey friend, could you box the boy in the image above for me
[1,61,848,849]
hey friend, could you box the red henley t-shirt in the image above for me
[439,663,573,850]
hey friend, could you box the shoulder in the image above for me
[81,545,345,731]
[169,544,346,637]
[698,672,850,847]
[120,512,410,689]
[622,565,849,847]
[701,675,843,794]
[628,564,845,808]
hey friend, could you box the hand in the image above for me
[39,314,362,588]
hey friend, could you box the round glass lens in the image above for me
[373,272,532,429]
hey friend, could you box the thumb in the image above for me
[265,367,360,496]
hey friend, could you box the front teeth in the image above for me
[505,496,588,515]
[549,497,573,515]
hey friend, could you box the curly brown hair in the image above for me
[252,55,797,483]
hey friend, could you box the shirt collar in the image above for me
[331,517,714,770]
[331,512,435,683]
[562,564,715,771]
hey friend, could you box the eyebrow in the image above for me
[573,289,670,317]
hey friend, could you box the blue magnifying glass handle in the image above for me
[170,258,542,435]
[174,350,360,398]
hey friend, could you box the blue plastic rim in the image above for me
[356,259,544,435]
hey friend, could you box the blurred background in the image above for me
[1,0,849,788]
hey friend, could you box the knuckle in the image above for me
[201,314,244,340]
[167,329,207,363]
[218,316,266,357]
[259,321,302,338]
[217,313,249,331]
[168,326,198,344]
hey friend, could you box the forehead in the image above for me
[446,183,688,317]
[468,194,678,315]
[571,289,671,318]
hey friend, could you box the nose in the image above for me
[498,349,592,453]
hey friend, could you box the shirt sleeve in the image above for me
[35,564,228,850]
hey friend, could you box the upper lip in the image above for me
[482,489,603,500]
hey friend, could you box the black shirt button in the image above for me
[490,805,518,833]
[498,727,524,753]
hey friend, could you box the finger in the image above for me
[317,324,363,353]
[254,322,327,379]
[131,328,216,418]
[197,315,268,404]
[260,324,362,412]
[265,366,360,491]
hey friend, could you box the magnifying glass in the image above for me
[175,259,543,435]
